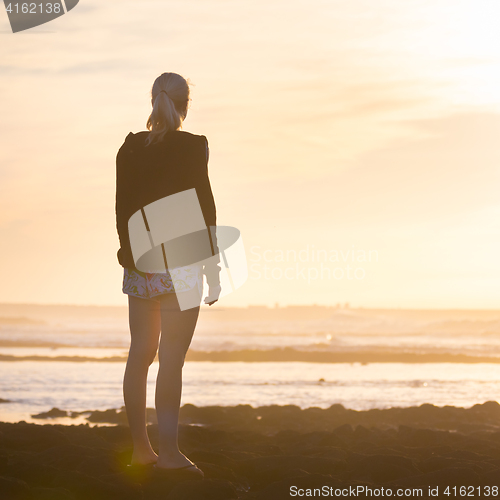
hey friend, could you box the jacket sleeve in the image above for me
[196,136,217,227]
[197,136,221,287]
[115,133,134,266]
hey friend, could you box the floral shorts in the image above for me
[122,265,203,302]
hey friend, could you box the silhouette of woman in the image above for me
[115,72,221,477]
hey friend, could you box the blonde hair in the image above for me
[145,72,191,147]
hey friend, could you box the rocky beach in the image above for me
[2,401,500,499]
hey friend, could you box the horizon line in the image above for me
[0,301,499,312]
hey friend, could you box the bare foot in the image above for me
[130,449,158,465]
[155,451,194,470]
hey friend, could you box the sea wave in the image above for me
[2,348,500,363]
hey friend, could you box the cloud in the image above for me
[292,112,500,227]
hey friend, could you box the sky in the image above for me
[0,0,499,308]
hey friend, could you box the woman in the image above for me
[115,72,221,477]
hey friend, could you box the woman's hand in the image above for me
[204,285,221,306]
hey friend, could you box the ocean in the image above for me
[1,303,500,425]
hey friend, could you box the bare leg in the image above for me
[123,295,161,464]
[155,292,200,468]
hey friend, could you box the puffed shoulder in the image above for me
[119,130,207,150]
[128,130,206,140]
[118,132,135,148]
[176,130,208,143]
[161,130,206,139]
[168,131,209,151]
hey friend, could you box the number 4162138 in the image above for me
[5,3,62,14]
[443,485,499,496]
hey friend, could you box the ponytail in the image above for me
[145,72,191,147]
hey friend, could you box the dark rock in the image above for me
[480,467,500,485]
[30,486,75,500]
[273,430,302,446]
[326,404,347,414]
[280,468,310,479]
[333,424,353,438]
[4,402,500,498]
[235,455,344,485]
[165,478,238,500]
[86,409,128,425]
[31,408,68,419]
[418,456,463,474]
[301,446,348,461]
[189,450,234,468]
[0,475,33,499]
[245,443,284,456]
[141,474,198,498]
[472,401,500,415]
[353,425,372,440]
[30,443,99,470]
[2,461,58,488]
[251,473,345,500]
[53,469,139,500]
[196,461,244,484]
[401,428,451,448]
[444,449,489,461]
[221,450,261,461]
[0,422,70,452]
[296,431,344,449]
[345,454,420,483]
[386,466,481,489]
[78,454,117,477]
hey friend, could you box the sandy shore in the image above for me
[2,402,500,498]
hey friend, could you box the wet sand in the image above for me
[2,402,500,498]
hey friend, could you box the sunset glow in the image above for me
[0,0,499,307]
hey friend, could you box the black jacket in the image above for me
[115,130,218,273]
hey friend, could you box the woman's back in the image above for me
[115,129,216,270]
